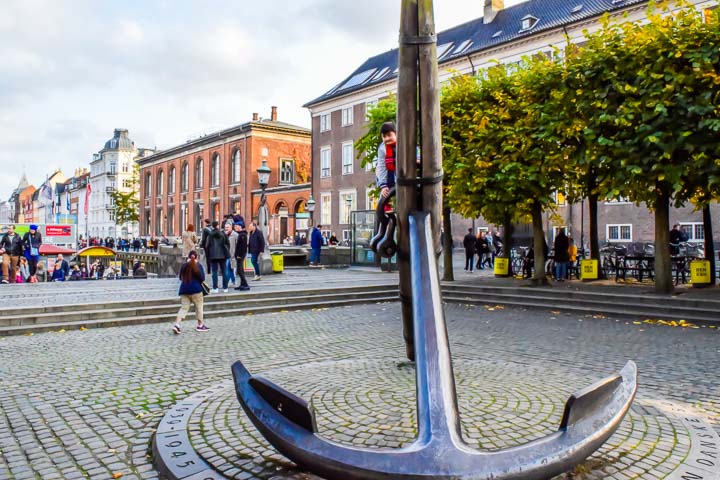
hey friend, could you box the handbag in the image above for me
[30,247,39,256]
[201,281,210,296]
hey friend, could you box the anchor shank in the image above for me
[409,212,462,445]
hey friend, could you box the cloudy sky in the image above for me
[0,0,521,199]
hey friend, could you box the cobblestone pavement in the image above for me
[0,298,718,480]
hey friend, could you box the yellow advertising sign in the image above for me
[690,260,711,285]
[581,259,599,281]
[494,257,509,276]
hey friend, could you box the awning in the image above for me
[76,246,116,257]
[39,244,76,256]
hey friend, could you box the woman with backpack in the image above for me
[173,250,209,334]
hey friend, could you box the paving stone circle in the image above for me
[155,356,717,480]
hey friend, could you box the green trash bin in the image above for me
[271,252,284,273]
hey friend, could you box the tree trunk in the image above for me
[588,193,602,279]
[502,218,514,276]
[654,188,673,294]
[703,204,716,285]
[531,201,548,285]
[442,205,454,281]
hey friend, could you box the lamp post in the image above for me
[256,154,271,245]
[345,195,353,246]
[306,195,316,242]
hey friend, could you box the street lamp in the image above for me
[256,155,271,244]
[306,195,315,226]
[345,195,353,246]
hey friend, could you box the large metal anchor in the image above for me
[369,187,397,258]
[231,212,637,479]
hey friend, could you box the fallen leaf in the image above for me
[551,311,561,314]
[80,327,89,331]
[112,473,123,479]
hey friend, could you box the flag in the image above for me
[40,181,53,203]
[66,191,71,213]
[84,182,92,215]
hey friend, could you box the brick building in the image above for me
[304,0,718,247]
[137,108,311,245]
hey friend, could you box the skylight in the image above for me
[338,69,377,91]
[571,5,584,13]
[492,30,503,38]
[437,43,454,59]
[453,40,473,55]
[371,67,391,82]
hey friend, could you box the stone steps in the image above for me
[0,285,399,335]
[441,284,720,323]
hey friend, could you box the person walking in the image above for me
[463,228,476,272]
[181,224,198,258]
[233,220,250,291]
[224,223,237,287]
[310,224,323,266]
[206,221,230,293]
[173,250,209,334]
[200,218,213,274]
[553,228,570,282]
[22,224,42,282]
[1,225,24,284]
[247,221,265,280]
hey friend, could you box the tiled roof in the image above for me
[304,0,646,107]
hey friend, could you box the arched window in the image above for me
[156,170,164,196]
[231,149,241,184]
[195,158,204,189]
[144,173,152,198]
[168,167,176,195]
[181,162,189,192]
[211,154,220,187]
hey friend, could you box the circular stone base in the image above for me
[154,359,718,480]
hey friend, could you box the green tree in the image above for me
[442,57,569,284]
[111,164,140,236]
[568,2,720,293]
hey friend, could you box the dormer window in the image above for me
[520,15,539,31]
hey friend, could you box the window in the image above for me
[320,193,331,226]
[211,154,220,187]
[341,106,354,126]
[320,113,331,132]
[320,147,331,178]
[195,159,204,189]
[231,149,241,184]
[109,162,116,174]
[156,170,164,196]
[606,224,632,243]
[342,142,354,175]
[605,196,631,204]
[156,208,163,236]
[280,159,295,184]
[122,162,129,173]
[520,15,539,31]
[704,6,717,23]
[366,188,378,210]
[680,222,704,242]
[365,100,378,121]
[181,162,189,192]
[144,173,152,198]
[552,191,566,206]
[123,179,132,189]
[339,190,356,225]
[168,167,175,195]
[167,207,174,236]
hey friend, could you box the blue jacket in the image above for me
[178,262,206,296]
[51,268,65,282]
[311,227,323,249]
[248,230,265,256]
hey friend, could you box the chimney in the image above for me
[483,0,504,24]
[271,106,278,122]
[252,112,259,121]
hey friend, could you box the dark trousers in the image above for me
[465,253,474,271]
[210,260,228,289]
[250,254,260,276]
[235,257,249,287]
[28,257,38,277]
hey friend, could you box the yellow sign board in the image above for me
[690,260,711,284]
[581,259,599,281]
[494,257,509,276]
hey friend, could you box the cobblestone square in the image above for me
[0,288,718,479]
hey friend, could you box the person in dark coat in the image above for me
[476,232,490,270]
[173,251,209,334]
[463,228,476,272]
[233,221,250,291]
[553,229,570,281]
[247,221,265,280]
[205,221,230,292]
[310,225,323,266]
[1,225,24,283]
[669,224,687,255]
[22,224,42,281]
